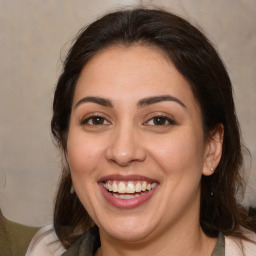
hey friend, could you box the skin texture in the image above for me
[66,45,223,256]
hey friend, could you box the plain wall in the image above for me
[0,0,255,226]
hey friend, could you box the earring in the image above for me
[70,184,74,194]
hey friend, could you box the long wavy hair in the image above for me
[51,8,256,248]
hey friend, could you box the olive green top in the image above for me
[0,214,40,256]
[211,233,225,256]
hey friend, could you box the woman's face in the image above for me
[66,45,218,243]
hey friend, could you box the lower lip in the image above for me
[99,183,158,209]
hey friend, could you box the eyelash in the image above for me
[80,114,175,127]
[80,114,111,126]
[145,115,176,126]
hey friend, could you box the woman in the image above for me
[26,8,256,256]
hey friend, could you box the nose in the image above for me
[105,124,146,166]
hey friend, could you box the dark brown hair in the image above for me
[51,8,256,248]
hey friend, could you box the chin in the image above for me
[106,227,154,242]
[98,216,157,243]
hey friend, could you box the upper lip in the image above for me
[98,174,159,183]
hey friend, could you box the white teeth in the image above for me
[112,193,141,199]
[120,194,133,199]
[104,180,157,194]
[112,181,118,192]
[118,182,126,193]
[141,181,147,191]
[107,181,112,191]
[152,183,157,189]
[126,182,135,193]
[135,183,142,192]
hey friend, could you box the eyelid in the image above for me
[80,112,111,125]
[144,113,176,126]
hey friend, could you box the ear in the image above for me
[202,124,224,176]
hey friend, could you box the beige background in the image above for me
[0,0,255,227]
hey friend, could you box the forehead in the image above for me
[73,44,198,109]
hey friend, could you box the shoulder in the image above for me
[225,230,256,256]
[25,224,66,256]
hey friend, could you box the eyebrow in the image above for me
[138,95,186,108]
[75,96,113,109]
[74,95,186,109]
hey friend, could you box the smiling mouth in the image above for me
[103,180,158,199]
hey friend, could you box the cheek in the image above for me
[148,129,205,177]
[150,130,205,211]
[66,132,106,177]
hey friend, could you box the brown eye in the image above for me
[91,117,105,125]
[147,116,175,126]
[81,116,110,126]
[153,117,167,125]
